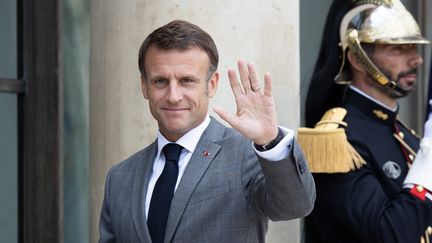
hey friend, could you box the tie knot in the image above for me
[162,143,183,162]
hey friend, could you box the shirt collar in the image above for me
[349,85,398,112]
[156,115,211,157]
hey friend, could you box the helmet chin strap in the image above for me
[387,80,410,96]
[348,29,410,96]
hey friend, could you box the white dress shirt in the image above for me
[145,115,295,217]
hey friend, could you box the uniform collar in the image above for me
[344,88,398,126]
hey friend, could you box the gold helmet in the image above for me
[335,0,429,88]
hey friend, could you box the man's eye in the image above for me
[394,44,415,52]
[397,46,406,51]
[180,78,193,83]
[154,79,168,86]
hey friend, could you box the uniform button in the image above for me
[398,132,404,139]
[417,186,424,192]
[409,154,414,161]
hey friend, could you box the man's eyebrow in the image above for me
[149,75,168,81]
[148,74,201,81]
[179,74,198,80]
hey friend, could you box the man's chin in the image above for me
[390,87,413,99]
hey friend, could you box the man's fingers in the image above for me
[263,72,273,97]
[229,60,271,98]
[238,60,252,92]
[247,62,261,93]
[228,69,244,97]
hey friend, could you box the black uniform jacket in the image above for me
[305,89,432,243]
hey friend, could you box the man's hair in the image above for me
[138,20,219,79]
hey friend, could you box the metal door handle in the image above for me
[0,78,25,93]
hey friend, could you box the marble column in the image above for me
[90,0,301,242]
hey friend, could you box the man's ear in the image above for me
[141,75,149,99]
[207,71,219,98]
[347,50,367,74]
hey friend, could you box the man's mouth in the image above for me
[163,107,189,113]
[397,68,417,81]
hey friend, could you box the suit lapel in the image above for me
[131,141,157,243]
[164,118,225,242]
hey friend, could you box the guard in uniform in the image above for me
[298,0,432,242]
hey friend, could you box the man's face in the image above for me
[369,44,423,98]
[141,46,219,142]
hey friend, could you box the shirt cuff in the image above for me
[252,126,294,161]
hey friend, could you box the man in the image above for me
[99,20,315,243]
[300,0,432,242]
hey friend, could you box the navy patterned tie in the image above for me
[148,143,183,243]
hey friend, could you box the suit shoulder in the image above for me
[208,117,248,143]
[110,144,155,172]
[223,126,244,138]
[220,126,250,146]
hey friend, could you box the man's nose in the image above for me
[408,49,423,67]
[166,81,182,103]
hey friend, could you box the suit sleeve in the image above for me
[99,168,116,243]
[313,138,432,243]
[242,139,316,221]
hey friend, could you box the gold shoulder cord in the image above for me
[393,118,420,166]
[392,134,417,158]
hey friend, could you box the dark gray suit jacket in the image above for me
[99,118,315,243]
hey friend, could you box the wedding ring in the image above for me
[252,86,261,91]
